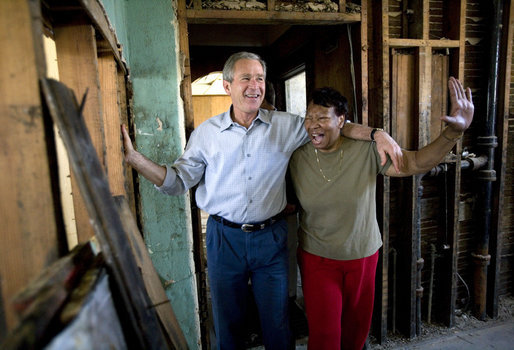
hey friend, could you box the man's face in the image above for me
[304,102,345,152]
[223,59,265,117]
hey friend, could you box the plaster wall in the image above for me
[101,0,200,348]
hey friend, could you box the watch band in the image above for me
[370,128,384,141]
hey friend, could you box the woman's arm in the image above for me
[386,77,474,177]
[342,123,403,173]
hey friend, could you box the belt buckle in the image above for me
[241,224,254,232]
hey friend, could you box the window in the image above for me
[285,71,306,117]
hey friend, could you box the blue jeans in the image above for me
[206,216,291,350]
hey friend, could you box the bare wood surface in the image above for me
[117,70,137,216]
[98,54,126,197]
[430,54,449,142]
[1,243,96,350]
[186,9,360,25]
[391,51,415,150]
[40,78,171,349]
[193,95,231,127]
[54,21,105,242]
[114,196,189,350]
[0,0,60,332]
[418,47,432,148]
[388,38,459,48]
[178,0,195,137]
[360,0,368,125]
[77,0,126,74]
[443,0,467,328]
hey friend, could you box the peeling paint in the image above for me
[156,116,163,131]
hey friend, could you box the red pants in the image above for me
[298,248,379,350]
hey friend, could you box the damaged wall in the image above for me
[101,0,201,348]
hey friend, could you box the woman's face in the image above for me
[304,102,345,152]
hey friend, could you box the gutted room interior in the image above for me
[1,0,513,349]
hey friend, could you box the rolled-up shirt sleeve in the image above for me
[155,130,206,196]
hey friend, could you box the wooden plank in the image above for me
[422,0,430,40]
[114,196,188,350]
[178,1,195,137]
[43,33,79,250]
[430,53,449,143]
[98,53,126,197]
[488,0,514,318]
[369,0,391,343]
[0,0,60,333]
[442,0,466,328]
[361,0,369,125]
[418,46,432,148]
[339,0,346,13]
[388,38,460,48]
[192,95,231,127]
[117,70,137,217]
[40,78,171,349]
[73,0,126,74]
[2,243,96,350]
[391,50,416,150]
[186,9,361,25]
[179,3,208,347]
[54,20,105,243]
[11,244,94,318]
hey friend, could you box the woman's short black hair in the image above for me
[310,87,348,117]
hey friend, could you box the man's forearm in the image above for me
[126,150,167,187]
[341,122,373,140]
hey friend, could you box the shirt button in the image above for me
[249,200,253,203]
[247,154,251,157]
[248,176,252,180]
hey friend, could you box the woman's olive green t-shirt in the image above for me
[289,138,391,260]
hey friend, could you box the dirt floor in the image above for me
[368,295,514,349]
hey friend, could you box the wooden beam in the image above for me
[0,0,60,333]
[98,53,126,197]
[388,38,460,48]
[77,0,126,74]
[117,70,137,217]
[54,20,105,243]
[40,78,170,349]
[114,196,189,349]
[186,9,360,25]
[339,0,346,13]
[370,0,391,343]
[391,50,416,149]
[361,0,369,125]
[2,244,97,349]
[418,46,432,148]
[178,1,195,137]
[441,0,467,328]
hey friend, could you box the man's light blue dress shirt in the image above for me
[157,107,309,223]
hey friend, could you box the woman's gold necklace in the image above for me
[314,148,344,182]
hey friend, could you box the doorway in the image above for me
[184,19,365,348]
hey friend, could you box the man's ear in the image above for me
[223,80,231,95]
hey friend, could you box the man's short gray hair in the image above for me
[222,52,267,82]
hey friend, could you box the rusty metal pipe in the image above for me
[473,0,502,321]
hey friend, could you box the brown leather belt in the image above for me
[211,212,285,232]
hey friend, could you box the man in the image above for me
[122,51,402,349]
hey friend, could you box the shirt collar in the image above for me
[220,106,272,132]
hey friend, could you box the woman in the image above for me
[288,78,473,350]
